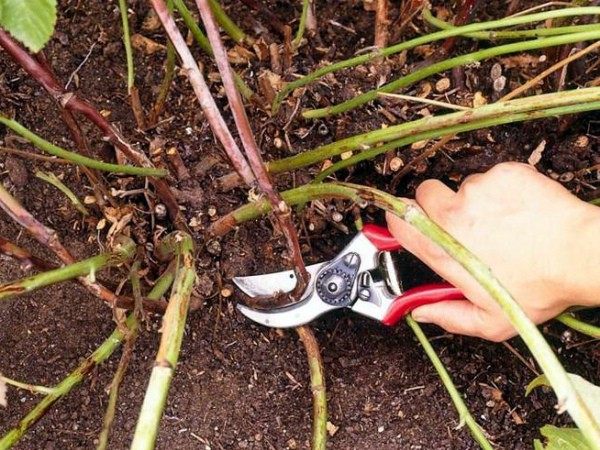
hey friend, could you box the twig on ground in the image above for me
[197,0,309,297]
[502,342,540,376]
[296,325,327,450]
[0,146,70,164]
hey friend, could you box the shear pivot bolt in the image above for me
[343,253,360,268]
[358,289,370,301]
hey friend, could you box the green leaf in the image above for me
[534,425,591,450]
[527,373,600,449]
[526,374,551,396]
[0,0,57,52]
[527,373,600,410]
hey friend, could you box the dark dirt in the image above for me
[1,0,599,449]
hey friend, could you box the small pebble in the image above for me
[154,203,167,220]
[389,157,404,172]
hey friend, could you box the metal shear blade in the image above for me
[233,262,325,298]
[233,262,336,328]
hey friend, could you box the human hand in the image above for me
[386,162,600,341]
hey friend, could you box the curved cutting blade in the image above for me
[236,295,338,328]
[232,262,326,298]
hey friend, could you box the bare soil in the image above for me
[1,1,599,449]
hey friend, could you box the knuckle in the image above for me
[415,179,439,199]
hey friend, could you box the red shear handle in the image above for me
[381,283,464,326]
[362,224,402,251]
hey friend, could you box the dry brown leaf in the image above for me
[363,0,376,11]
[131,34,166,55]
[227,45,255,65]
[497,55,541,69]
[472,91,488,108]
[141,9,161,32]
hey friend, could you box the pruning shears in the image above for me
[233,224,464,328]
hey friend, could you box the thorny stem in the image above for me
[292,0,314,50]
[131,232,195,450]
[213,181,600,448]
[196,0,309,296]
[172,0,211,53]
[315,100,600,183]
[0,376,55,395]
[0,30,185,230]
[0,236,56,271]
[303,29,600,118]
[149,0,176,126]
[0,236,135,301]
[219,88,600,189]
[97,260,142,450]
[406,316,493,449]
[556,313,600,339]
[207,0,250,44]
[150,0,256,186]
[172,0,254,100]
[296,325,327,450]
[33,52,114,208]
[0,183,149,311]
[117,0,145,129]
[0,268,175,449]
[272,6,600,113]
[390,40,600,184]
[0,116,166,176]
[374,0,389,48]
[118,0,135,92]
[423,8,600,40]
[273,88,600,175]
[1,233,163,312]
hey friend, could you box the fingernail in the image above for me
[411,309,430,323]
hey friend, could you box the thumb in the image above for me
[412,300,512,342]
